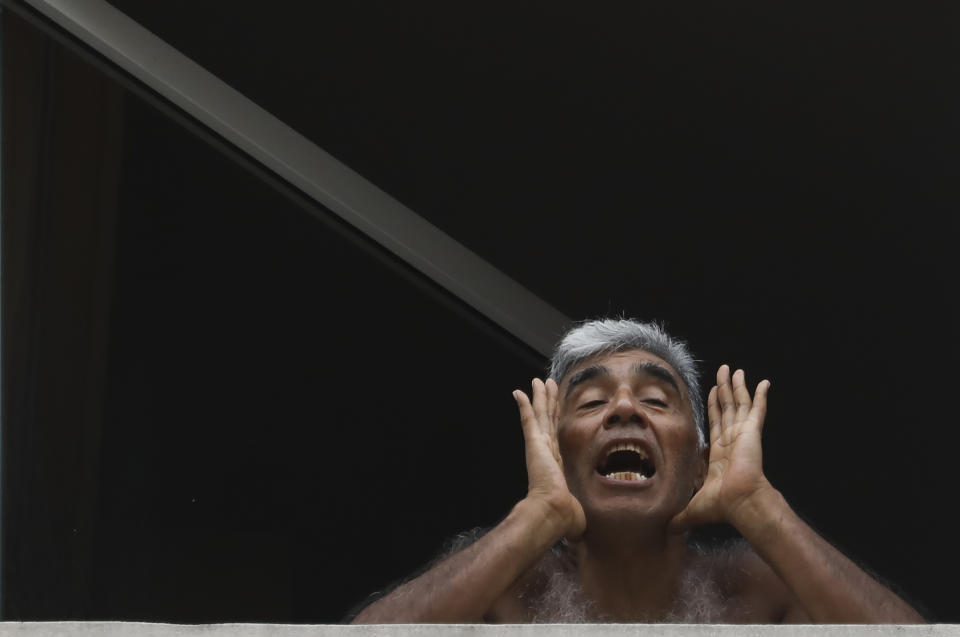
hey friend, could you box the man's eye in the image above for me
[579,400,606,409]
[644,399,667,407]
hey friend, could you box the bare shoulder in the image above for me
[485,567,538,621]
[484,548,556,622]
[709,540,808,623]
[486,544,585,623]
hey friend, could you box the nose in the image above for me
[603,387,646,428]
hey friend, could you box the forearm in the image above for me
[732,486,924,623]
[351,498,566,623]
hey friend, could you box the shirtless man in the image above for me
[351,319,924,623]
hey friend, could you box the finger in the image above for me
[706,386,721,447]
[731,369,752,424]
[531,378,548,433]
[716,365,736,436]
[512,389,536,435]
[748,380,771,433]
[545,378,559,424]
[544,379,561,457]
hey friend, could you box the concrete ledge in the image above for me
[1,623,957,637]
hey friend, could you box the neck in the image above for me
[574,523,692,621]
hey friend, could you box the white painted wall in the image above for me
[1,623,957,637]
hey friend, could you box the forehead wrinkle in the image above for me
[564,364,611,399]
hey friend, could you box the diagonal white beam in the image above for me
[19,0,570,356]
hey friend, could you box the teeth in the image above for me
[608,443,649,459]
[605,471,648,481]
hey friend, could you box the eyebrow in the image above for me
[564,361,682,398]
[632,361,682,396]
[564,365,611,398]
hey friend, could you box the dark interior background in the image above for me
[2,0,956,623]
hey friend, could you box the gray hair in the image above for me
[548,318,707,449]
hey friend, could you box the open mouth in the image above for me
[596,442,657,482]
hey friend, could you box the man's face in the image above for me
[557,349,705,527]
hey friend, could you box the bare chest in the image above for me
[494,547,787,624]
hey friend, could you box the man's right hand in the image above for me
[513,378,586,540]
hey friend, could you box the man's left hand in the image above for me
[670,364,774,533]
